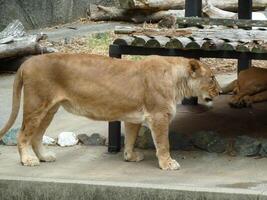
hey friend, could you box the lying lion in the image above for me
[222,67,267,108]
[0,53,220,170]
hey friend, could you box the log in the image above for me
[201,39,225,50]
[202,1,237,19]
[114,26,191,37]
[90,4,184,23]
[132,35,151,46]
[119,0,183,10]
[113,36,135,46]
[0,34,51,59]
[176,17,267,29]
[118,0,267,11]
[145,36,170,47]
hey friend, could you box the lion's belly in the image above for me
[119,110,147,123]
[61,101,146,123]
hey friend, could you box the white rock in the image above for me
[42,135,56,145]
[57,132,78,147]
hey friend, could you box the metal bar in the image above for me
[238,53,252,73]
[237,0,252,71]
[238,0,252,20]
[108,122,121,153]
[108,48,122,153]
[185,0,202,17]
[181,53,200,105]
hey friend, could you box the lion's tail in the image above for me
[0,68,23,139]
[221,79,237,94]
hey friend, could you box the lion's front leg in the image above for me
[124,122,144,162]
[148,113,180,170]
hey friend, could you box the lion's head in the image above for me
[186,59,221,106]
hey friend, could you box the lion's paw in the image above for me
[159,158,180,170]
[124,151,144,162]
[39,152,56,162]
[21,156,40,167]
[242,96,252,107]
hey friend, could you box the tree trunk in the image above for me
[119,0,182,10]
[0,34,52,59]
[118,0,267,11]
[203,2,237,19]
[0,20,56,60]
[90,4,184,23]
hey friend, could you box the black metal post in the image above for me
[238,0,252,19]
[183,0,202,105]
[185,0,202,17]
[238,53,252,73]
[237,0,252,72]
[108,47,121,153]
[108,122,121,153]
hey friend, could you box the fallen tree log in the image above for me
[0,34,52,59]
[118,0,267,12]
[0,20,56,60]
[89,4,184,23]
[203,1,237,19]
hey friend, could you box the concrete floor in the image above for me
[1,72,267,199]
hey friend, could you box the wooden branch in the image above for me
[202,1,237,19]
[90,4,184,23]
[118,0,182,10]
[119,0,267,11]
[0,34,51,59]
[176,17,267,28]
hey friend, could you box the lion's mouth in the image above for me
[204,97,213,102]
[203,97,213,107]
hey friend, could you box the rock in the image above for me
[259,139,267,156]
[136,126,192,150]
[78,133,106,146]
[57,132,78,147]
[234,135,261,156]
[192,131,226,153]
[136,126,155,149]
[77,134,90,145]
[42,135,56,146]
[2,128,20,146]
[169,131,193,150]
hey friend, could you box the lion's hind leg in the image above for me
[18,91,59,166]
[18,108,48,166]
[31,105,59,162]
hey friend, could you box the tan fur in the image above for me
[222,67,267,108]
[0,53,220,170]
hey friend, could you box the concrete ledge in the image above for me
[0,176,266,200]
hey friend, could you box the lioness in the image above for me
[0,53,220,170]
[222,67,267,108]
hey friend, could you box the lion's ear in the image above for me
[188,59,201,77]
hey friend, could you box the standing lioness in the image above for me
[0,53,220,170]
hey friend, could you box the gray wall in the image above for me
[0,0,116,31]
